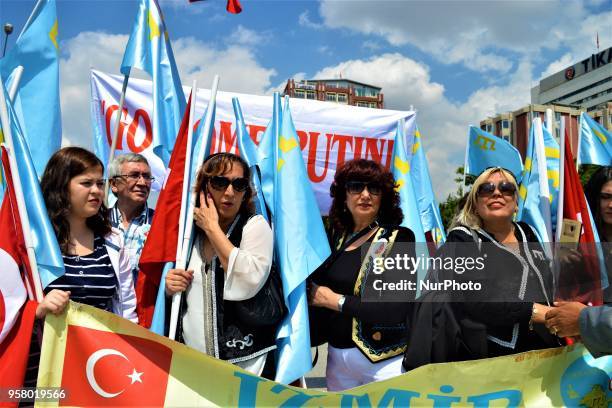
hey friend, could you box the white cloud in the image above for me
[306,53,534,200]
[298,10,323,30]
[317,0,606,74]
[226,25,272,47]
[317,45,333,55]
[540,53,575,79]
[58,31,276,151]
[362,40,381,51]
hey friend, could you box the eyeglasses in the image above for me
[345,181,382,196]
[477,181,517,197]
[115,172,155,183]
[209,176,249,192]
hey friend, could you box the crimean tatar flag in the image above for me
[578,112,612,166]
[120,0,186,166]
[465,126,523,182]
[517,118,555,248]
[408,125,446,245]
[258,94,331,384]
[0,79,64,289]
[0,0,61,176]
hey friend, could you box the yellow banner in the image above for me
[37,302,611,407]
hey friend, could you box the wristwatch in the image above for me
[337,295,346,312]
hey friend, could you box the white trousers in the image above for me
[326,345,404,391]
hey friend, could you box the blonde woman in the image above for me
[438,167,558,357]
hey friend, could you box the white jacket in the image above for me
[104,228,138,323]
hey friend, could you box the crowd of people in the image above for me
[29,146,611,390]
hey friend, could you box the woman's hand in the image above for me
[532,303,554,324]
[36,290,70,319]
[165,269,194,295]
[194,191,220,234]
[309,283,343,311]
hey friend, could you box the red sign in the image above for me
[60,325,172,406]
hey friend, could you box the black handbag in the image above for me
[235,265,286,327]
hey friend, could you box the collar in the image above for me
[112,202,150,225]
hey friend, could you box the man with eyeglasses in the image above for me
[109,153,155,281]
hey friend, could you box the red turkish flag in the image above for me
[59,326,172,406]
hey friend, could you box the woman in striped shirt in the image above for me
[36,147,136,322]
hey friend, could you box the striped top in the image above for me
[46,235,118,312]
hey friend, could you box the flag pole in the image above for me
[103,71,131,204]
[575,113,583,171]
[556,117,566,242]
[0,79,44,301]
[7,65,23,101]
[169,75,219,340]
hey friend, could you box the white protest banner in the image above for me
[90,70,416,213]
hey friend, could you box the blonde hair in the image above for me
[450,167,518,231]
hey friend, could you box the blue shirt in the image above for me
[110,203,154,280]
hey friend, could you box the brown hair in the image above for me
[40,147,112,253]
[193,152,255,216]
[329,159,403,234]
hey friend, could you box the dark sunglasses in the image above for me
[477,181,517,197]
[209,176,249,192]
[346,181,382,196]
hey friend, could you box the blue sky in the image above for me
[1,0,611,198]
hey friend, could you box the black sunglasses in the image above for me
[346,181,382,196]
[209,176,249,192]
[477,181,517,197]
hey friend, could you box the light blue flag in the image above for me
[517,119,554,247]
[265,95,331,384]
[257,93,281,211]
[232,97,269,223]
[391,121,429,286]
[541,125,560,234]
[0,80,64,288]
[579,112,612,166]
[121,0,186,166]
[410,126,446,245]
[0,0,61,177]
[465,126,523,182]
[149,262,173,335]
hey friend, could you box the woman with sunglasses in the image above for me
[431,167,558,358]
[308,159,415,391]
[37,147,137,321]
[165,153,277,378]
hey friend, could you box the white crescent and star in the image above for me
[85,349,144,398]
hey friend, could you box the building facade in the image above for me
[283,78,384,108]
[480,104,583,160]
[531,46,612,112]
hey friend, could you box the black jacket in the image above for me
[174,214,277,363]
[418,221,559,358]
[310,225,416,363]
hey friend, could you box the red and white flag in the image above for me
[136,95,192,328]
[0,146,37,392]
[558,132,604,304]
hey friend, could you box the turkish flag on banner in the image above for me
[60,326,172,406]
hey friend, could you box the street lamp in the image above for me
[2,23,14,58]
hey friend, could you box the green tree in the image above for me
[439,166,475,229]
